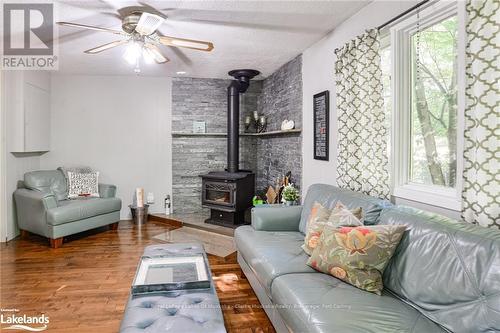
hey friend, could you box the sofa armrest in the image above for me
[14,189,57,236]
[251,205,303,231]
[99,183,116,198]
[15,188,58,210]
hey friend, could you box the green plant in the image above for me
[282,184,299,202]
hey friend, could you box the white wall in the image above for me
[301,1,461,218]
[1,71,49,241]
[1,70,4,241]
[41,75,172,219]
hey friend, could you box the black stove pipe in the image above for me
[226,69,260,173]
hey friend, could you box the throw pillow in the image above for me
[67,171,100,199]
[58,166,94,199]
[327,202,364,225]
[302,202,363,255]
[307,224,406,295]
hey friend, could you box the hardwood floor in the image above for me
[0,221,275,333]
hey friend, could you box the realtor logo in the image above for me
[0,309,49,331]
[2,2,58,69]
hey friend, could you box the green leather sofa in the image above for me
[14,170,122,248]
[235,184,500,333]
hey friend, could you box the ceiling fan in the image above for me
[57,8,214,73]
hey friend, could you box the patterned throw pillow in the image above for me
[307,224,406,295]
[302,202,363,255]
[67,171,100,198]
[327,203,363,225]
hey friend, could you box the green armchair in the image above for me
[14,170,122,248]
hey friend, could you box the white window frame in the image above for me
[389,0,465,211]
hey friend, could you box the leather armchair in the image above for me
[14,170,122,248]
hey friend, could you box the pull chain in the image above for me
[416,8,421,89]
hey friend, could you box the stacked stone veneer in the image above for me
[172,55,302,213]
[172,78,260,213]
[256,55,302,193]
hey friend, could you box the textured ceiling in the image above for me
[54,1,370,78]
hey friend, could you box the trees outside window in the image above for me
[410,16,458,188]
[382,0,464,210]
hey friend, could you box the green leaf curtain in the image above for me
[463,0,499,228]
[334,29,390,199]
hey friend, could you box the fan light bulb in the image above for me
[123,42,142,65]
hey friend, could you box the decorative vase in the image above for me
[285,200,294,206]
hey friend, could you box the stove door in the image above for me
[202,181,235,208]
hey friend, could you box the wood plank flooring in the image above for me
[0,221,275,333]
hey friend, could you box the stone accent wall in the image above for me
[255,134,302,195]
[172,78,259,213]
[256,55,302,193]
[258,55,303,131]
[171,55,302,213]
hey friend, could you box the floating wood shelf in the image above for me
[243,129,302,137]
[172,129,301,138]
[172,132,227,137]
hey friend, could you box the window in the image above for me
[383,1,465,210]
[410,16,458,188]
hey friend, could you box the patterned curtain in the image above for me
[463,0,499,228]
[335,29,390,199]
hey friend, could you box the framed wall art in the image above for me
[313,90,329,161]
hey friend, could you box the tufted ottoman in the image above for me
[119,243,226,333]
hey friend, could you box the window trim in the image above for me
[388,0,465,211]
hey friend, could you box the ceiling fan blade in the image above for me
[144,44,169,64]
[57,22,125,35]
[84,40,127,54]
[159,35,213,52]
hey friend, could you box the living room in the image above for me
[0,0,498,332]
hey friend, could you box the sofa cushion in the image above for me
[300,184,390,233]
[381,206,500,333]
[24,170,67,201]
[47,197,122,226]
[271,273,445,333]
[234,225,317,296]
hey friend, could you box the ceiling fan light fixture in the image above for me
[135,12,165,36]
[123,41,142,65]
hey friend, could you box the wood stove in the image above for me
[201,171,255,227]
[200,69,259,227]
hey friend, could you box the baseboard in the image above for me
[147,213,183,227]
[237,252,290,333]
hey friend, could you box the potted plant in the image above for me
[281,184,299,206]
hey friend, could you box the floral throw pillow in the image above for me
[307,224,406,295]
[67,171,100,199]
[302,202,363,255]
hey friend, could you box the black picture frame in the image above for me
[313,90,329,161]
